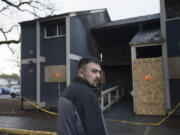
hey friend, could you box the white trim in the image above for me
[20,31,22,104]
[36,20,45,107]
[40,57,46,62]
[166,17,180,22]
[22,58,37,64]
[69,9,106,17]
[101,86,122,112]
[39,15,67,23]
[66,16,71,86]
[69,13,76,17]
[44,35,66,39]
[130,43,162,48]
[21,57,46,64]
[131,46,136,113]
[89,9,106,14]
[160,0,171,112]
[69,54,82,61]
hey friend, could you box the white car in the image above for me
[10,85,21,98]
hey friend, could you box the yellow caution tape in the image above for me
[22,96,58,116]
[0,127,56,135]
[22,96,180,126]
[105,101,180,126]
[0,100,179,135]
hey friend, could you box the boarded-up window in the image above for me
[45,65,66,83]
[133,57,166,116]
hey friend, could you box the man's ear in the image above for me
[78,68,84,77]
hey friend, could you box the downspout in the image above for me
[36,20,41,106]
[160,0,171,112]
[66,16,71,86]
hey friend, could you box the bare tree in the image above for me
[8,46,21,76]
[0,0,55,46]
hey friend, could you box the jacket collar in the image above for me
[73,76,100,94]
[73,76,92,87]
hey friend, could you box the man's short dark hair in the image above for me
[78,56,100,70]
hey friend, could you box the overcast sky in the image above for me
[56,0,160,20]
[0,0,160,75]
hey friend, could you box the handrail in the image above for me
[101,86,120,95]
[101,85,123,112]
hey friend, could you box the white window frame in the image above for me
[44,23,66,39]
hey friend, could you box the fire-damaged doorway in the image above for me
[92,14,163,116]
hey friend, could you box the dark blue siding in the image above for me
[40,63,45,103]
[42,82,66,107]
[166,19,180,110]
[41,37,66,65]
[21,22,36,59]
[166,19,180,57]
[70,60,78,81]
[21,64,36,101]
[41,19,66,65]
[169,80,180,112]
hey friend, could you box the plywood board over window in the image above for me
[133,57,166,116]
[45,65,66,83]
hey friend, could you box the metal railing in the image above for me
[101,86,123,112]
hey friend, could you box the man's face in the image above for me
[80,62,101,87]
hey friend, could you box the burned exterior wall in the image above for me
[20,9,110,108]
[69,11,110,81]
[92,25,138,94]
[165,0,180,19]
[104,66,132,93]
[92,14,160,98]
[70,12,109,57]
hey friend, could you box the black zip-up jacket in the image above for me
[57,76,108,135]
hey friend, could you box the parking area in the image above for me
[0,94,18,99]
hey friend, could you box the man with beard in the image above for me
[57,56,108,135]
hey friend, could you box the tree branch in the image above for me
[0,39,20,45]
[0,0,55,47]
[1,0,55,17]
[0,26,20,49]
[1,0,31,10]
[0,5,9,12]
